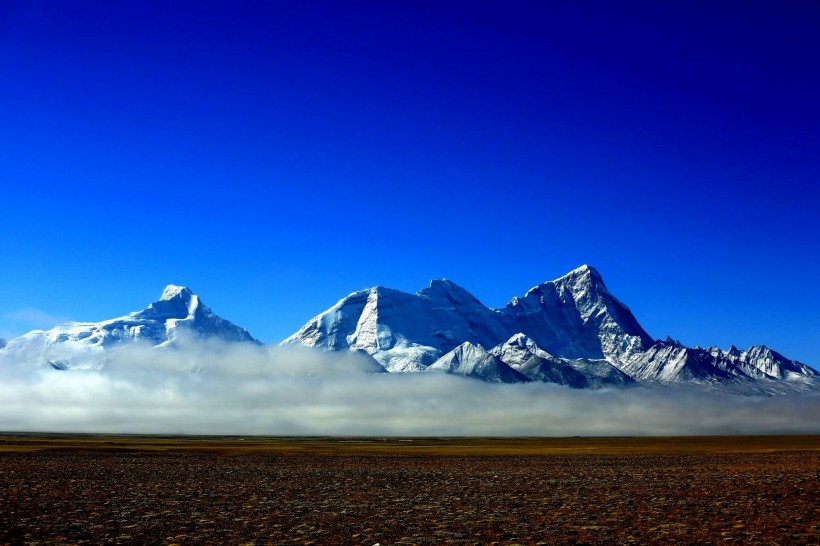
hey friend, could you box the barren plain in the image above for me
[0,435,818,545]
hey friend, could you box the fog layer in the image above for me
[1,339,818,436]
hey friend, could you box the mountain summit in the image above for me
[502,265,652,362]
[0,285,258,369]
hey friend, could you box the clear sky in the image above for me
[1,1,818,365]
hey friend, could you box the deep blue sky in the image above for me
[1,1,818,364]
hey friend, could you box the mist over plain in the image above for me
[1,338,818,436]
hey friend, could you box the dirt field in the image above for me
[0,435,818,545]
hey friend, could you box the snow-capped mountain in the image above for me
[282,265,651,373]
[1,268,817,393]
[501,266,653,362]
[281,279,510,372]
[284,265,819,392]
[0,285,258,369]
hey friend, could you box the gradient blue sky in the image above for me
[1,1,818,364]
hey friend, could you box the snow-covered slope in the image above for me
[0,285,258,369]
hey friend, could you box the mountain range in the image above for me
[1,266,817,393]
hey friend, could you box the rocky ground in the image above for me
[0,437,818,545]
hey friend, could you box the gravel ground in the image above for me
[0,445,818,545]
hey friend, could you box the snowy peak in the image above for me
[427,341,529,383]
[494,333,555,364]
[285,266,654,371]
[492,334,545,365]
[490,333,590,387]
[726,344,742,357]
[622,340,819,387]
[713,344,819,381]
[549,264,634,327]
[491,332,634,387]
[282,279,509,372]
[0,285,259,370]
[504,332,537,349]
[145,285,201,319]
[160,284,194,302]
[519,265,602,307]
[747,346,818,379]
[430,341,490,369]
[504,265,652,361]
[417,279,483,306]
[621,342,733,383]
[551,263,605,293]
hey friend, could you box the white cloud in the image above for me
[0,338,818,436]
[0,308,71,338]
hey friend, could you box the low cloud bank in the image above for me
[1,339,818,436]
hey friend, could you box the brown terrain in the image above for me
[0,435,818,545]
